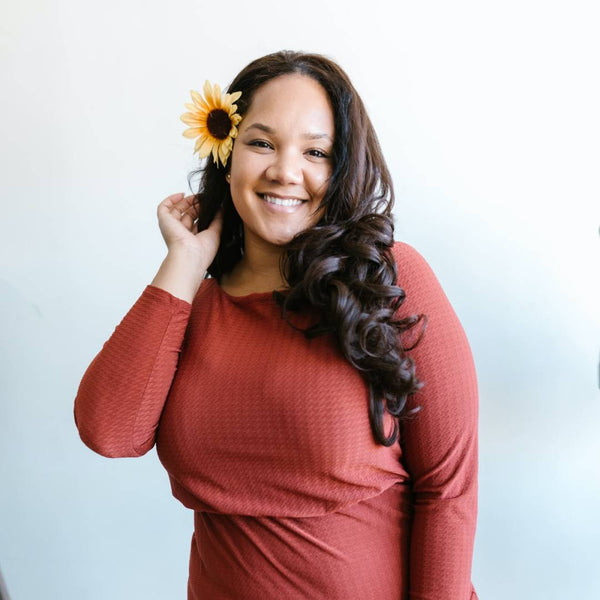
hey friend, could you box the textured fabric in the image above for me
[74,242,479,599]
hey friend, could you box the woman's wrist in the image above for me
[150,247,212,303]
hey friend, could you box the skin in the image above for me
[151,73,335,301]
[223,74,334,294]
[150,192,223,303]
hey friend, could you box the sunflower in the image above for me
[180,81,243,167]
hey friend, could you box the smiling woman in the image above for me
[74,50,479,599]
[227,74,333,258]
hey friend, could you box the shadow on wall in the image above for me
[0,566,10,600]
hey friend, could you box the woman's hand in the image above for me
[157,192,223,263]
[150,193,224,302]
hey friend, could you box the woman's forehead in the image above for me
[240,74,334,136]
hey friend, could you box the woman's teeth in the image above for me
[262,195,304,207]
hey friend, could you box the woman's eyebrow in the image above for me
[245,122,274,134]
[245,122,333,142]
[304,132,333,142]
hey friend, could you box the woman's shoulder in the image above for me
[391,241,435,278]
[390,241,451,315]
[391,240,421,260]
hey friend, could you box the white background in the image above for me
[1,1,599,598]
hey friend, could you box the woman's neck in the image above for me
[221,239,287,296]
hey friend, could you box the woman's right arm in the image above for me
[74,193,222,458]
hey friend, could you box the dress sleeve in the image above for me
[74,285,192,458]
[393,243,479,600]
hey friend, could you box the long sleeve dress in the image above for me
[74,241,479,600]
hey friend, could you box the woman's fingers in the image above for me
[157,194,220,254]
[180,210,196,229]
[179,196,200,231]
[207,208,224,235]
[158,193,198,224]
[159,193,196,211]
[159,192,184,210]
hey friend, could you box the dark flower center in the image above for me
[206,109,231,140]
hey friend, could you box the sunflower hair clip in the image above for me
[180,81,243,168]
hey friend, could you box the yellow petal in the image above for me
[190,90,207,108]
[196,137,215,157]
[228,90,242,103]
[203,81,213,101]
[218,144,229,166]
[207,83,219,107]
[185,102,208,114]
[185,124,208,136]
[181,113,204,126]
[183,128,202,139]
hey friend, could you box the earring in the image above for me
[226,173,231,182]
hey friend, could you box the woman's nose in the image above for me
[265,150,303,185]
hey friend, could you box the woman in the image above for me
[75,50,478,599]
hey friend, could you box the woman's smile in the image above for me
[260,193,308,213]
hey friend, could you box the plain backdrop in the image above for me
[1,1,599,598]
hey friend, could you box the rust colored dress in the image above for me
[74,242,479,599]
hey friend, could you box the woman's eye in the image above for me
[307,149,329,159]
[249,140,272,149]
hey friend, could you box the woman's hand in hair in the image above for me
[150,193,223,302]
[156,193,223,263]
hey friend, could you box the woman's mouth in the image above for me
[261,194,305,207]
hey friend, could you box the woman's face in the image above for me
[228,74,334,252]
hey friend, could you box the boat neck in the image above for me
[204,277,283,304]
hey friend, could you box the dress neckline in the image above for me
[206,277,281,304]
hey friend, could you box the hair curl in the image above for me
[190,50,425,446]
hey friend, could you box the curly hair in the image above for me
[190,50,426,446]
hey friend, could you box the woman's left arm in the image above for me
[394,242,479,600]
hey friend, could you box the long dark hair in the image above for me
[191,50,425,446]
